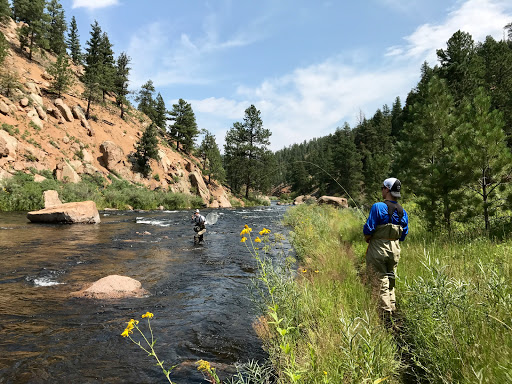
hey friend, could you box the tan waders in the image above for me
[365,223,403,314]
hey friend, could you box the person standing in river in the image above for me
[192,209,207,244]
[363,178,409,323]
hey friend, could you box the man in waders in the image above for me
[363,178,409,324]
[192,209,206,244]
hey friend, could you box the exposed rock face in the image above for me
[34,103,47,120]
[0,100,9,115]
[44,190,62,208]
[55,161,81,183]
[27,200,101,224]
[27,108,43,130]
[54,98,74,122]
[72,105,86,120]
[29,93,43,107]
[189,171,210,203]
[70,275,148,299]
[47,106,65,124]
[99,141,124,170]
[19,97,29,107]
[0,130,18,160]
[317,196,348,208]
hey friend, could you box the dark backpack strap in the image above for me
[384,200,404,223]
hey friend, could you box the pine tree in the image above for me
[98,32,115,102]
[167,98,198,153]
[135,123,160,177]
[436,30,483,106]
[0,0,10,23]
[154,93,167,130]
[332,123,363,201]
[82,20,103,118]
[198,130,225,184]
[224,105,271,199]
[400,76,463,230]
[456,88,512,230]
[47,52,73,97]
[135,80,156,122]
[114,52,130,119]
[46,0,66,55]
[67,16,82,65]
[15,0,49,60]
[0,32,8,65]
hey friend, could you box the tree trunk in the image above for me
[86,95,92,119]
[482,171,490,231]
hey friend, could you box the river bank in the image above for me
[256,204,511,383]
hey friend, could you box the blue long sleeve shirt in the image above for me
[363,201,409,241]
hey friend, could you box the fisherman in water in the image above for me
[191,209,206,244]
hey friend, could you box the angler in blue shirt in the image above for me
[363,178,409,320]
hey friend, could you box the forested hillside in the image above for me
[275,27,512,233]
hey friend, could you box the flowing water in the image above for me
[0,203,291,383]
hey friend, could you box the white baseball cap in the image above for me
[383,178,401,198]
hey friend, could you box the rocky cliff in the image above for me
[0,19,233,208]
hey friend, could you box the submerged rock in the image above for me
[27,201,100,224]
[71,275,148,299]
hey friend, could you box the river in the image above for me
[0,203,291,383]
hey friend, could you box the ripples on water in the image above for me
[0,204,291,383]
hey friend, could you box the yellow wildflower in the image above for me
[255,237,261,243]
[259,228,271,235]
[240,228,249,235]
[142,312,154,319]
[314,270,319,273]
[302,269,307,273]
[324,371,327,375]
[196,359,211,372]
[244,224,249,229]
[240,237,247,242]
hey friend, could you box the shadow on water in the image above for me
[0,203,292,383]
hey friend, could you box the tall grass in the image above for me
[253,205,400,383]
[396,209,512,383]
[0,171,203,211]
[274,203,512,384]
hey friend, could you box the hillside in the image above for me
[0,18,234,209]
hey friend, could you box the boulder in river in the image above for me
[71,275,148,299]
[317,195,348,208]
[27,201,101,224]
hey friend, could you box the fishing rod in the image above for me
[269,160,368,222]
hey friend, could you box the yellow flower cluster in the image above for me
[121,319,139,337]
[259,228,271,235]
[240,224,253,236]
[255,237,261,243]
[142,312,154,319]
[196,359,211,372]
[240,237,247,242]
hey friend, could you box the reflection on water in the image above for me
[0,204,291,383]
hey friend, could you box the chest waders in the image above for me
[365,200,404,314]
[194,221,206,245]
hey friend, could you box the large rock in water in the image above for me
[71,275,148,299]
[27,201,100,224]
[317,196,348,208]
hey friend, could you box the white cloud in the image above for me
[126,8,266,90]
[391,0,511,63]
[191,0,512,151]
[71,0,119,10]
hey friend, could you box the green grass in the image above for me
[250,205,400,383]
[260,203,512,384]
[396,211,512,383]
[0,171,204,211]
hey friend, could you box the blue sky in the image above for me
[63,0,512,151]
